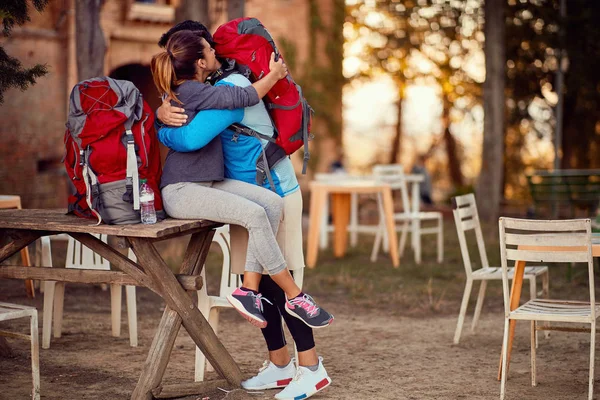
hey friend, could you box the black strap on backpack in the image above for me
[210,59,288,193]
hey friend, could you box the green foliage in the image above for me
[298,0,345,143]
[504,0,600,201]
[277,37,297,73]
[0,0,49,104]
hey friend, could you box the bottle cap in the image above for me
[140,178,147,184]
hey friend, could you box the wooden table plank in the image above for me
[0,209,218,238]
[0,266,203,291]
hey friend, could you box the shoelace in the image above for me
[289,294,319,317]
[257,359,270,373]
[291,366,304,382]
[291,357,323,382]
[253,293,273,313]
[257,357,296,374]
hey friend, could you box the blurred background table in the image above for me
[306,180,399,268]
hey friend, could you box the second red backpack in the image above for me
[213,17,313,173]
[64,77,164,224]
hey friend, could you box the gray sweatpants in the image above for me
[162,179,286,275]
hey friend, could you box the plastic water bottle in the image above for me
[139,179,157,224]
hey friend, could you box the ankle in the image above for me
[241,286,259,294]
[286,290,302,299]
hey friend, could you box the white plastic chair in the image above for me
[194,226,305,381]
[195,225,240,381]
[498,218,597,400]
[41,235,138,348]
[451,194,549,344]
[371,165,443,264]
[0,302,40,400]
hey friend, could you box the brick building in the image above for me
[0,0,341,209]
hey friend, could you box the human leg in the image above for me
[211,180,306,299]
[241,274,319,391]
[164,180,290,277]
[162,181,284,326]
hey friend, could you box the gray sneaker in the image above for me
[285,293,334,329]
[227,288,272,328]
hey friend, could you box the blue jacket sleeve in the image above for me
[158,108,244,152]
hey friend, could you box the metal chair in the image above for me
[499,218,597,400]
[452,194,549,344]
[371,165,443,264]
[0,302,40,399]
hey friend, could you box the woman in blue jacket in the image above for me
[156,21,333,400]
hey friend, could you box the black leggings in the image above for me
[241,273,315,352]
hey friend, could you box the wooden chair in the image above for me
[0,302,40,400]
[371,165,443,264]
[41,235,138,348]
[499,218,597,400]
[452,194,549,344]
[194,226,305,381]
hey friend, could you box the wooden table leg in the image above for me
[381,187,400,267]
[21,246,35,299]
[332,193,351,258]
[131,231,212,400]
[498,259,526,380]
[130,231,242,400]
[0,229,42,264]
[306,186,326,268]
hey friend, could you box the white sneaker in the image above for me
[242,359,296,390]
[274,357,331,400]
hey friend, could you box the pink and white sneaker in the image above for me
[285,293,334,329]
[227,287,272,328]
[242,359,296,390]
[274,357,331,400]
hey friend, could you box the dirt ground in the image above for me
[1,279,599,400]
[1,218,599,400]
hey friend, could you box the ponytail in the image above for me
[151,51,182,104]
[151,30,207,105]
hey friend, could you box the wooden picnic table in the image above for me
[498,233,600,380]
[0,209,242,399]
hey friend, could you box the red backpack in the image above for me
[64,77,164,224]
[213,17,313,174]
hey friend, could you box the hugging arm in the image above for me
[183,81,261,111]
[158,107,244,152]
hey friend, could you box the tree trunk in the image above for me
[476,0,505,222]
[75,0,106,81]
[227,0,245,19]
[175,0,210,24]
[389,99,402,164]
[443,121,464,187]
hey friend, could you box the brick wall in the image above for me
[0,0,336,209]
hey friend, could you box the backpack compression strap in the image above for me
[230,123,282,193]
[123,123,140,211]
[82,147,102,225]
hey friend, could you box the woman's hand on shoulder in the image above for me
[268,53,288,80]
[157,96,187,127]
